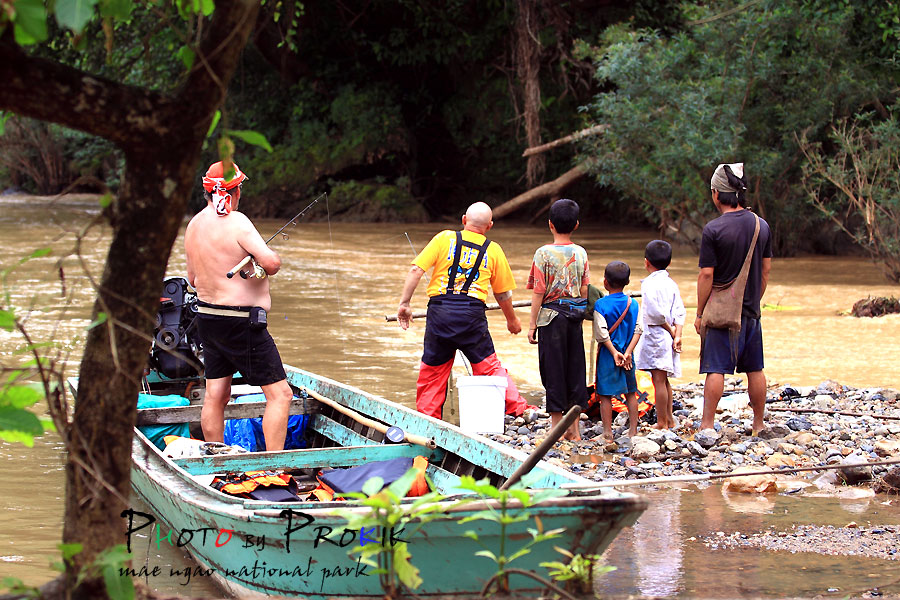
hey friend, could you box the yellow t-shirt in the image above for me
[413,230,516,302]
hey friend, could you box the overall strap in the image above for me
[448,231,491,295]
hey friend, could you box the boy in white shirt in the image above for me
[635,240,685,430]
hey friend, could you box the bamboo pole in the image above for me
[500,406,581,491]
[385,294,640,322]
[303,387,437,449]
[767,406,900,421]
[561,457,900,489]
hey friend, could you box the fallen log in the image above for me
[492,163,588,219]
[522,124,609,157]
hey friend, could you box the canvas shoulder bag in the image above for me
[700,213,760,331]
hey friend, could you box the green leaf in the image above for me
[0,407,44,446]
[0,384,43,409]
[12,0,49,44]
[58,543,84,562]
[0,309,15,332]
[98,193,113,208]
[386,468,417,498]
[87,312,108,330]
[392,543,422,589]
[28,247,52,259]
[55,0,100,33]
[225,129,274,153]
[94,545,135,600]
[474,549,498,562]
[199,0,214,16]
[99,0,133,19]
[508,489,531,505]
[506,547,532,563]
[206,110,222,138]
[361,476,385,497]
[176,45,195,69]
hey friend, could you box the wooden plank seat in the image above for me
[173,442,445,476]
[135,397,316,425]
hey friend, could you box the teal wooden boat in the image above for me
[72,365,646,598]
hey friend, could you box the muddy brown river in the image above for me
[1,194,899,597]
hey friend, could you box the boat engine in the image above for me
[148,277,203,379]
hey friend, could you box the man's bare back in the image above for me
[185,202,281,310]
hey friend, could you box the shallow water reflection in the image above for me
[597,485,900,598]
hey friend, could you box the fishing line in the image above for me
[324,193,348,376]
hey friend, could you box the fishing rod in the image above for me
[383,292,642,322]
[226,193,326,279]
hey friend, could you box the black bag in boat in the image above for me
[318,457,429,495]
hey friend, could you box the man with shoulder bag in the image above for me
[694,163,773,434]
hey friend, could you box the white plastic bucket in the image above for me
[456,375,507,434]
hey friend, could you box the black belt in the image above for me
[428,295,485,307]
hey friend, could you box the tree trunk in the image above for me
[0,2,259,595]
[492,163,586,219]
[515,0,544,187]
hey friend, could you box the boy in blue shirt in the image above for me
[592,261,642,440]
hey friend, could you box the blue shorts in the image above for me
[700,317,764,374]
[595,346,638,396]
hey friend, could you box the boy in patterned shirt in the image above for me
[527,199,590,441]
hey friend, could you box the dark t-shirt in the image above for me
[698,209,773,319]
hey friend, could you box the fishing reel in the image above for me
[148,277,203,379]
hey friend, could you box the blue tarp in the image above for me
[137,393,191,450]
[223,393,309,452]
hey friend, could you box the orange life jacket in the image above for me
[212,471,294,497]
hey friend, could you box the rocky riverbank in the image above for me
[491,379,900,490]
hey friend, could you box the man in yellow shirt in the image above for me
[396,202,528,419]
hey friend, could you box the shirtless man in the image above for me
[184,161,293,451]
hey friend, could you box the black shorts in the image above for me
[195,302,286,386]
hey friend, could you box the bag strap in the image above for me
[731,213,760,288]
[607,297,632,335]
[739,214,761,273]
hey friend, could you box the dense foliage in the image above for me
[576,0,900,256]
[3,0,900,273]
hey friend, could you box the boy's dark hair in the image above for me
[604,260,630,289]
[645,239,672,270]
[548,198,580,234]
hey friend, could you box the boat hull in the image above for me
[122,365,646,597]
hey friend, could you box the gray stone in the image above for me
[694,429,720,448]
[687,441,709,457]
[837,452,873,485]
[786,417,813,431]
[631,437,661,461]
[758,424,791,439]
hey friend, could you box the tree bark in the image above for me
[515,0,544,187]
[522,124,609,157]
[492,163,587,219]
[0,1,259,595]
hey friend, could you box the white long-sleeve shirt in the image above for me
[634,270,685,377]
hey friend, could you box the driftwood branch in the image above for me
[492,163,588,219]
[522,124,608,157]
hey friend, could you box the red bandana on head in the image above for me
[202,161,248,216]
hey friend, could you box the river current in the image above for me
[1,194,899,597]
